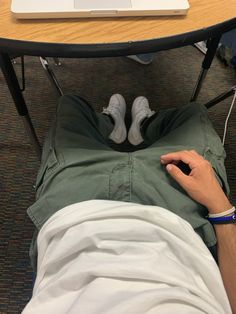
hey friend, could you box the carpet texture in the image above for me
[0,46,235,313]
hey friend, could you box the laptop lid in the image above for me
[11,0,190,19]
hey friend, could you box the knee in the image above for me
[58,94,92,116]
[184,102,208,118]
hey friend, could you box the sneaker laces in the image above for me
[135,106,155,118]
[102,104,122,116]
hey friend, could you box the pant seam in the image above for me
[128,153,133,202]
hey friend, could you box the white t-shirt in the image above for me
[23,200,232,314]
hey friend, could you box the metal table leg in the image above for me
[0,53,41,159]
[39,57,63,97]
[191,36,221,102]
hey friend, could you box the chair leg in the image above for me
[39,57,64,97]
[191,36,221,102]
[21,115,42,158]
[204,86,236,109]
[11,56,25,91]
[0,53,42,159]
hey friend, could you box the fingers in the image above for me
[166,163,190,188]
[160,150,204,169]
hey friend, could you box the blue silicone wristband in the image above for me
[207,213,236,224]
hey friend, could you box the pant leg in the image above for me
[141,102,229,194]
[28,94,123,229]
[29,95,134,269]
[131,103,229,258]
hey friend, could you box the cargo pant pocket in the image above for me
[203,147,230,196]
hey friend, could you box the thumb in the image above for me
[166,164,189,188]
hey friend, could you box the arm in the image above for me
[214,223,236,314]
[160,150,236,313]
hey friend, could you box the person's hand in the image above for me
[160,150,232,214]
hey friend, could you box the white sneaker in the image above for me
[128,96,155,145]
[102,94,127,144]
[127,54,154,65]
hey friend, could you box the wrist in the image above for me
[206,198,232,215]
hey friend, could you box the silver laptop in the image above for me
[11,0,190,19]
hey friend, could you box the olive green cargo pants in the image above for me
[28,95,229,266]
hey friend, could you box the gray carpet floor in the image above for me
[0,45,235,313]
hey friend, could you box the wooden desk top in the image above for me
[0,0,235,56]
